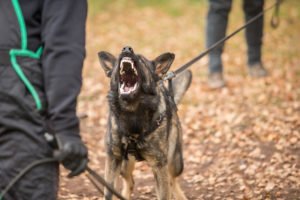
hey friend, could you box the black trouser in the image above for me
[0,57,59,200]
[206,0,264,73]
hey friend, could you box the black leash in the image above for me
[86,166,127,200]
[163,0,283,81]
[86,173,104,195]
[0,158,127,200]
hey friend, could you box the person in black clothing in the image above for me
[206,0,268,89]
[0,0,88,199]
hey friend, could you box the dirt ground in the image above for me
[58,1,300,199]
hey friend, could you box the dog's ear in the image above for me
[153,53,175,77]
[154,53,175,76]
[98,51,116,77]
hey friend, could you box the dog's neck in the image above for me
[108,87,167,136]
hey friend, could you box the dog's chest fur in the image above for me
[119,109,152,135]
[108,88,170,163]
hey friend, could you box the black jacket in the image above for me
[18,0,87,137]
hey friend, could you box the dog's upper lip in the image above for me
[120,57,137,76]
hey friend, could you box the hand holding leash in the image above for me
[54,134,88,177]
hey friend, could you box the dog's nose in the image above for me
[122,46,134,54]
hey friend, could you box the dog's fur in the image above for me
[98,47,192,200]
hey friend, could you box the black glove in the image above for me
[54,134,88,178]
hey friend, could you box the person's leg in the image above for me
[0,88,59,200]
[206,0,232,88]
[0,131,59,200]
[243,0,267,77]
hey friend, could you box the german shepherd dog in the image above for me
[98,46,192,200]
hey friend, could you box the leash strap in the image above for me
[163,0,284,81]
[86,173,104,195]
[86,166,127,200]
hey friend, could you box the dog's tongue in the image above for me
[120,82,137,94]
[124,86,130,92]
[122,83,133,92]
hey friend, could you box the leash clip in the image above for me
[163,71,176,81]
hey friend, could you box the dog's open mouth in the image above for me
[119,57,139,95]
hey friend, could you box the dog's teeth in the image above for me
[133,83,137,91]
[133,68,137,75]
[120,83,126,94]
[129,64,137,75]
[120,64,124,74]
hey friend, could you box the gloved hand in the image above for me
[54,134,88,178]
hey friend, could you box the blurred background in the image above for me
[59,0,300,199]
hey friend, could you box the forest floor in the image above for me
[59,1,300,199]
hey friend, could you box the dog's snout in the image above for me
[122,46,134,54]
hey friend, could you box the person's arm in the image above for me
[41,0,87,138]
[41,0,88,177]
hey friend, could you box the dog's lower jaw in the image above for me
[118,99,140,113]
